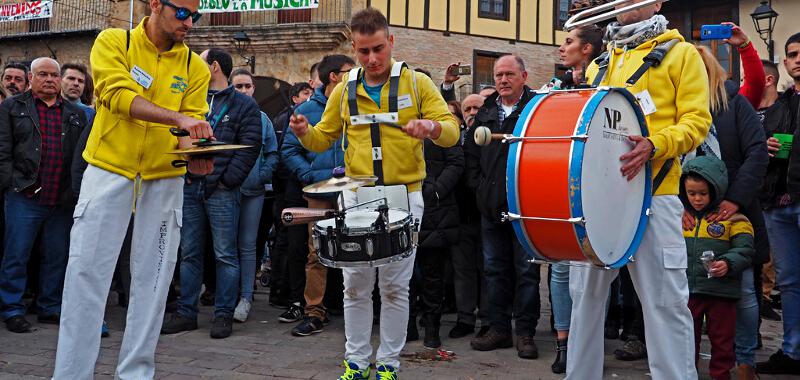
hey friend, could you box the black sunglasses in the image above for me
[161,0,202,23]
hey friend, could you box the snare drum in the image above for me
[506,87,652,268]
[313,209,416,268]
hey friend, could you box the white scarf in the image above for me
[605,14,668,49]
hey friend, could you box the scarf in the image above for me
[605,14,668,49]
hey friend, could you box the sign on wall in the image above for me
[199,0,319,13]
[0,0,52,23]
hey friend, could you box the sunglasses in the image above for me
[161,0,202,23]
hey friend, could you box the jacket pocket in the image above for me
[660,245,689,307]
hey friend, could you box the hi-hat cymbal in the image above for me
[303,175,378,194]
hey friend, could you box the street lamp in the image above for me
[750,0,779,62]
[233,31,256,73]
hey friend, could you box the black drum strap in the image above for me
[652,158,675,193]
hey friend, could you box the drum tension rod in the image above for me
[502,134,589,144]
[501,212,585,227]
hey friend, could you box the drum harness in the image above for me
[592,38,681,195]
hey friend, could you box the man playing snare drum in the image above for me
[288,7,459,380]
[566,1,712,379]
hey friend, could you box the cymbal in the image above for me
[303,175,378,194]
[167,145,252,155]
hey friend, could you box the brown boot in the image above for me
[737,364,755,380]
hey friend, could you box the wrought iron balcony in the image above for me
[0,0,114,40]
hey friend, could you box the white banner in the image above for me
[0,0,52,23]
[199,0,319,13]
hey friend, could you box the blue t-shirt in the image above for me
[362,79,383,108]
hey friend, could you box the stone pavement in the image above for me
[0,271,792,380]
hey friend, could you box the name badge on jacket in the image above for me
[131,65,153,89]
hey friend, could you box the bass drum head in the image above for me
[577,89,651,267]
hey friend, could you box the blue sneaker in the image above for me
[101,321,110,338]
[338,360,370,380]
[375,363,397,380]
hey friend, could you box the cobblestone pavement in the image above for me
[0,268,792,380]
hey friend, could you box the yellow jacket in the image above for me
[587,29,712,195]
[85,18,210,180]
[298,61,459,192]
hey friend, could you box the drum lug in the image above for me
[312,234,320,251]
[328,240,335,258]
[366,238,374,257]
[645,208,652,216]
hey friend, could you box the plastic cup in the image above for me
[774,133,793,159]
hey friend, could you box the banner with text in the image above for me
[199,0,319,13]
[0,0,52,23]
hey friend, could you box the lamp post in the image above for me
[750,0,779,62]
[233,31,256,73]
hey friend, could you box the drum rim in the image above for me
[569,88,653,268]
[313,211,413,235]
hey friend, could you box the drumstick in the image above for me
[281,208,338,226]
[473,126,509,146]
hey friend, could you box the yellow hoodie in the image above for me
[587,29,712,195]
[85,18,210,180]
[298,61,459,192]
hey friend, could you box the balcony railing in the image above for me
[193,0,350,28]
[0,0,113,39]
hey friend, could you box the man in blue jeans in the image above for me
[0,58,88,333]
[756,32,800,375]
[463,55,541,359]
[161,48,261,339]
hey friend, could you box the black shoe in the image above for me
[760,304,782,321]
[160,313,198,334]
[37,313,60,325]
[269,293,290,309]
[407,316,419,342]
[292,316,324,337]
[470,329,513,351]
[756,350,800,375]
[278,303,303,323]
[551,338,568,374]
[475,326,490,338]
[605,322,620,340]
[614,337,647,361]
[5,315,32,333]
[200,289,215,306]
[210,315,233,339]
[448,322,475,339]
[423,315,441,349]
[516,335,539,359]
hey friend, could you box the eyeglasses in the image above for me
[161,0,202,23]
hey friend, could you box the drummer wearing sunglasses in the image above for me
[53,0,213,379]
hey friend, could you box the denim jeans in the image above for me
[0,191,73,319]
[735,268,758,366]
[481,217,541,336]
[550,262,572,331]
[238,193,264,302]
[178,182,240,318]
[763,204,800,360]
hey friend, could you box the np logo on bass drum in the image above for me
[601,107,628,142]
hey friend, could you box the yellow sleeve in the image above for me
[180,52,211,121]
[90,29,141,118]
[730,215,755,237]
[649,44,712,159]
[298,81,345,153]
[415,72,459,148]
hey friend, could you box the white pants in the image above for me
[342,189,423,369]
[567,196,697,380]
[54,165,183,380]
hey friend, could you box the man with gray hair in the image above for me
[464,54,542,359]
[0,57,88,333]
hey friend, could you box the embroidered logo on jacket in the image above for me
[170,76,188,94]
[707,222,726,238]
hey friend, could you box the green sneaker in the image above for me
[375,363,397,380]
[338,360,370,380]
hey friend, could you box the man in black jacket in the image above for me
[464,55,541,359]
[161,48,261,339]
[756,32,800,375]
[0,57,88,333]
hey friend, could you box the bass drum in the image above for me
[506,87,652,268]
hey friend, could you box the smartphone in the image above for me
[700,24,733,40]
[449,64,471,76]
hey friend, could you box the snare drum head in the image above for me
[573,89,652,267]
[316,209,410,228]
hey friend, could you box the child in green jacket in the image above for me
[680,156,755,380]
